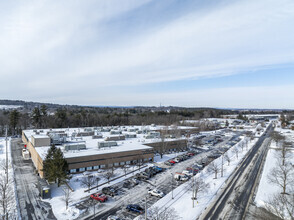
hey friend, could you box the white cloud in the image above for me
[0,0,294,107]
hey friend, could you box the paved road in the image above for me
[81,133,239,220]
[200,124,273,220]
[11,139,56,220]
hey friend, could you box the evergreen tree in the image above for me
[9,110,20,135]
[40,105,48,128]
[32,107,41,128]
[42,145,68,186]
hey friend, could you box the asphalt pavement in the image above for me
[200,124,273,220]
[11,139,56,220]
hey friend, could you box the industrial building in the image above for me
[22,125,196,178]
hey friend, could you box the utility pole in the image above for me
[145,195,147,220]
[221,154,224,177]
[93,200,96,219]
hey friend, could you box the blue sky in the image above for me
[1,0,294,108]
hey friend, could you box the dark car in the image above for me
[102,187,117,197]
[126,204,144,214]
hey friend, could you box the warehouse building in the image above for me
[22,125,195,178]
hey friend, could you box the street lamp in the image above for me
[171,173,174,199]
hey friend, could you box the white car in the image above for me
[107,216,121,220]
[148,189,165,198]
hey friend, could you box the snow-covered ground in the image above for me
[0,138,19,219]
[45,151,186,220]
[136,131,264,220]
[0,105,22,110]
[255,128,294,216]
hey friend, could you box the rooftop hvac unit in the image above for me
[63,143,86,151]
[98,141,117,149]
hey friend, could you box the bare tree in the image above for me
[275,142,292,166]
[264,192,294,220]
[224,153,231,166]
[123,165,130,176]
[138,206,181,220]
[103,169,114,184]
[137,154,145,171]
[208,161,221,179]
[61,186,73,210]
[187,177,209,208]
[239,141,245,152]
[267,162,294,194]
[0,161,14,219]
[271,131,285,147]
[159,127,168,158]
[81,175,95,191]
[232,147,239,159]
[95,177,100,190]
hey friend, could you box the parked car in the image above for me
[187,152,195,157]
[182,170,194,177]
[107,216,121,220]
[123,180,132,189]
[148,189,165,198]
[130,178,140,185]
[174,172,189,181]
[173,158,180,163]
[169,160,176,164]
[136,172,149,180]
[126,204,144,214]
[102,187,117,197]
[164,161,172,166]
[152,166,163,173]
[90,193,108,202]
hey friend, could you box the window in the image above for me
[144,158,148,162]
[79,167,85,172]
[100,164,106,168]
[108,164,113,168]
[120,162,125,166]
[126,161,131,165]
[87,166,92,171]
[70,169,76,173]
[114,162,119,166]
[93,166,99,170]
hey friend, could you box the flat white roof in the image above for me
[24,125,193,160]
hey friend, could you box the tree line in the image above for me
[0,104,232,136]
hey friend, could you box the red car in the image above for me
[90,193,108,202]
[187,153,195,157]
[169,160,176,164]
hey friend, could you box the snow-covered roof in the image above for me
[24,125,193,160]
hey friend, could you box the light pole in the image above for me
[171,173,174,199]
[221,153,224,177]
[145,195,147,220]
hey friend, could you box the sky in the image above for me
[1,0,294,109]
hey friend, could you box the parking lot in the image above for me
[78,131,242,220]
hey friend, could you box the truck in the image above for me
[22,149,30,160]
[174,172,189,181]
